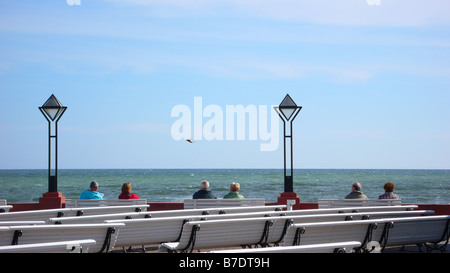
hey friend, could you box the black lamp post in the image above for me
[39,94,67,193]
[274,94,302,193]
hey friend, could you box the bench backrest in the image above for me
[146,205,284,217]
[283,219,383,247]
[0,223,125,253]
[106,216,206,247]
[105,210,288,248]
[175,217,280,251]
[66,205,149,216]
[318,199,402,208]
[280,205,417,216]
[267,210,434,244]
[65,199,148,207]
[379,215,450,247]
[184,199,265,209]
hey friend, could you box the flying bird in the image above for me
[185,139,195,144]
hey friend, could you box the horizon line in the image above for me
[1,167,449,171]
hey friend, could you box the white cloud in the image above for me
[106,0,450,26]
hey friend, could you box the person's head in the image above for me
[200,180,210,190]
[352,182,362,192]
[121,182,132,195]
[90,181,99,191]
[230,182,240,192]
[384,182,395,193]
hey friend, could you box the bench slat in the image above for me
[0,205,149,222]
[184,199,265,209]
[0,239,97,253]
[65,199,148,207]
[209,241,362,253]
[318,199,402,208]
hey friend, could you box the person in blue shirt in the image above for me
[80,181,104,199]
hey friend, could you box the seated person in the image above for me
[80,181,103,199]
[118,182,139,199]
[344,182,368,199]
[223,182,244,199]
[378,182,400,199]
[193,180,217,199]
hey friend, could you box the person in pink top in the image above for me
[118,182,139,199]
[378,182,400,199]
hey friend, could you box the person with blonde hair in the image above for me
[118,182,139,199]
[223,182,244,199]
[378,182,399,199]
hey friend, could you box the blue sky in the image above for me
[0,0,449,170]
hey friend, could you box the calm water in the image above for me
[0,169,448,204]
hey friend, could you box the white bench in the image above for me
[65,199,148,207]
[184,199,265,209]
[0,205,149,222]
[318,199,402,208]
[379,215,450,252]
[0,239,97,253]
[209,241,362,253]
[283,215,450,252]
[156,210,434,253]
[158,216,278,253]
[104,210,286,251]
[267,210,434,246]
[0,223,125,253]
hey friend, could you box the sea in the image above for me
[0,169,448,204]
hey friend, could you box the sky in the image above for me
[0,0,449,170]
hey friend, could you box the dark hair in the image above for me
[384,182,395,192]
[90,181,98,188]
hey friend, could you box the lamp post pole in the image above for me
[39,94,67,193]
[274,94,302,209]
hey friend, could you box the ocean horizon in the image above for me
[0,168,448,205]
